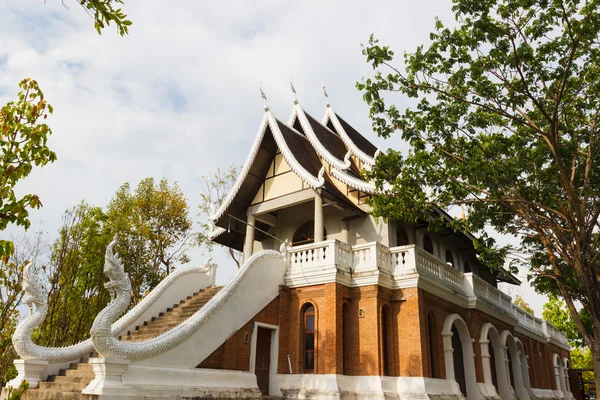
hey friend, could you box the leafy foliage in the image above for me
[197,165,241,268]
[0,79,56,259]
[107,178,193,303]
[0,233,47,387]
[36,203,112,347]
[543,296,593,348]
[76,1,132,36]
[513,294,534,316]
[358,0,600,383]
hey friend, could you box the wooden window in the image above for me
[293,221,327,246]
[302,304,316,373]
[445,250,455,268]
[396,225,409,246]
[423,235,434,254]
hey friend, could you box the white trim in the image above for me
[441,313,483,400]
[211,110,326,223]
[323,105,378,167]
[249,322,280,396]
[292,104,351,170]
[210,114,269,222]
[331,167,376,194]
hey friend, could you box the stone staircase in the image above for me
[119,285,222,342]
[16,286,223,400]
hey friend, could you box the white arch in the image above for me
[552,353,566,394]
[479,323,513,400]
[563,358,573,397]
[514,338,535,399]
[442,314,483,400]
[500,331,531,400]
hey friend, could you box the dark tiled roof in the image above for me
[277,120,323,178]
[336,113,378,157]
[305,112,348,162]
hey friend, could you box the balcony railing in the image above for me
[286,240,567,346]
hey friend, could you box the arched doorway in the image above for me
[515,339,535,399]
[442,314,483,400]
[563,358,572,395]
[301,303,316,373]
[445,250,455,268]
[423,235,434,254]
[480,322,511,399]
[396,225,409,246]
[501,331,530,400]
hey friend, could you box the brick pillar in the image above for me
[397,287,426,377]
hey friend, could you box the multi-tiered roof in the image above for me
[210,93,378,251]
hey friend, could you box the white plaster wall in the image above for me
[134,252,287,368]
[350,215,390,246]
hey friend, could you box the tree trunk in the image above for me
[593,322,600,397]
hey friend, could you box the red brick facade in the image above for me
[198,282,568,391]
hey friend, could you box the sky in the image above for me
[0,1,551,316]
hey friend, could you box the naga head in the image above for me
[21,261,47,315]
[104,235,131,297]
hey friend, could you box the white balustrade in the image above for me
[286,240,567,346]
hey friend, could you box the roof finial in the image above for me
[260,83,269,111]
[290,78,298,105]
[323,86,330,107]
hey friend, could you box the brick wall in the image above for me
[421,290,567,390]
[198,281,568,388]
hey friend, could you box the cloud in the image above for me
[1,1,548,313]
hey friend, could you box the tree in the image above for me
[513,294,534,316]
[358,0,600,389]
[543,296,595,382]
[36,203,112,347]
[106,178,193,303]
[197,165,242,268]
[0,232,48,386]
[0,79,56,259]
[76,0,132,36]
[0,1,131,258]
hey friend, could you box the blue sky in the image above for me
[0,1,549,315]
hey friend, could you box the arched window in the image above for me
[381,305,392,376]
[396,225,409,246]
[445,250,455,268]
[464,262,472,273]
[423,235,434,254]
[293,220,327,246]
[302,304,316,373]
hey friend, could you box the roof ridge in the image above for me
[323,105,380,168]
[293,103,351,171]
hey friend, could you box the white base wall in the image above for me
[83,366,261,399]
[278,375,464,400]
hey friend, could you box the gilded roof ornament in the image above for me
[290,79,298,104]
[260,85,269,111]
[323,86,330,107]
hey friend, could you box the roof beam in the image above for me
[255,213,277,227]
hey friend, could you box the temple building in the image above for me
[4,92,572,400]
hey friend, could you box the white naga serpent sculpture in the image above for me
[12,238,132,362]
[90,249,283,361]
